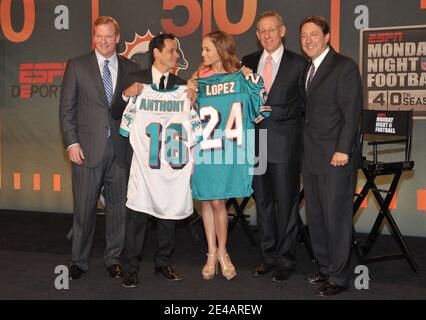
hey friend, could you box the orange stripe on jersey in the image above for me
[254,115,264,124]
[259,106,272,112]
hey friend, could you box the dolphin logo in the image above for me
[120,30,189,75]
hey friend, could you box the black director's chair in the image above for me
[226,192,316,262]
[353,109,420,274]
[226,197,257,246]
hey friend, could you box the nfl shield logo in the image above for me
[422,58,426,71]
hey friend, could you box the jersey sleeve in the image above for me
[244,73,272,124]
[119,96,138,138]
[189,106,203,147]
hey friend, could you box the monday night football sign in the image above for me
[361,25,426,117]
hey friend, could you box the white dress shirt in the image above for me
[257,44,284,86]
[95,49,118,93]
[152,65,170,89]
[305,46,330,90]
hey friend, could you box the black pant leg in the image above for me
[154,218,176,268]
[121,208,150,273]
[270,162,300,270]
[253,164,277,266]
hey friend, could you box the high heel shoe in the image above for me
[202,253,218,280]
[218,254,237,280]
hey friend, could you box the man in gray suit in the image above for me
[59,16,140,279]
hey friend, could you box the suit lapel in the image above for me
[267,50,289,99]
[166,74,175,89]
[167,73,183,89]
[306,47,335,95]
[250,51,262,74]
[139,69,152,84]
[111,55,127,104]
[89,51,110,107]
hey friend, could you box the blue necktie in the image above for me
[103,60,113,105]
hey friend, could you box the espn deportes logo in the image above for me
[11,63,66,99]
[368,32,403,43]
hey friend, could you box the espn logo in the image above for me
[368,32,403,44]
[12,63,66,99]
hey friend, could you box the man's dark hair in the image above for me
[299,15,330,35]
[149,33,176,64]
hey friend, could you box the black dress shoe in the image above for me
[316,281,347,296]
[155,265,183,281]
[69,264,84,280]
[122,271,139,288]
[107,264,124,278]
[305,272,328,284]
[252,263,274,277]
[271,267,293,283]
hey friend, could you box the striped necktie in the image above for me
[306,63,315,93]
[103,59,113,105]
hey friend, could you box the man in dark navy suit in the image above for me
[300,16,362,296]
[111,33,189,288]
[242,11,308,283]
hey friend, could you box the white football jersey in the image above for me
[120,84,201,220]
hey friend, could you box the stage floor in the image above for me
[0,210,425,300]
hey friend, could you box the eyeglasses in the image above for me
[257,25,281,36]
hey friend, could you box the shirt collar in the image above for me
[152,65,170,83]
[94,49,117,66]
[312,46,330,70]
[261,44,284,63]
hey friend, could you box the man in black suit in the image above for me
[300,16,362,296]
[59,16,140,280]
[111,33,188,288]
[242,11,308,282]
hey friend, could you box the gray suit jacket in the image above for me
[59,51,140,168]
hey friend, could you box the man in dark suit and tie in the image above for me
[59,16,140,280]
[111,33,188,288]
[242,11,308,282]
[300,16,362,296]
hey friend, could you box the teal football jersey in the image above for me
[192,71,271,200]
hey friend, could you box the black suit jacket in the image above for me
[242,49,308,164]
[302,47,362,175]
[59,51,140,168]
[110,68,187,164]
